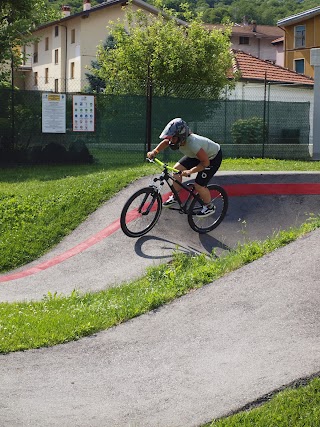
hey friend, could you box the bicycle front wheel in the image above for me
[120,187,162,237]
[187,184,228,234]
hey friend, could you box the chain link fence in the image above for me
[0,79,312,165]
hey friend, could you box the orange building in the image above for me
[278,6,320,78]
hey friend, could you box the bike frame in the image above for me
[150,158,205,214]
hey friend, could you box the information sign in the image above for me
[42,93,66,133]
[72,95,95,132]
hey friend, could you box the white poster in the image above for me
[72,95,95,132]
[42,93,66,133]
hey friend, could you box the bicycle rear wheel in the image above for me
[120,187,162,237]
[187,184,228,234]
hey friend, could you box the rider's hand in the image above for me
[181,170,192,177]
[147,151,155,159]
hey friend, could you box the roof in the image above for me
[271,36,284,45]
[34,0,187,31]
[277,6,320,26]
[232,50,314,86]
[205,23,283,39]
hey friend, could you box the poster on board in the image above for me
[72,95,95,132]
[42,93,66,133]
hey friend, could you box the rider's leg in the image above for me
[194,149,222,205]
[171,162,185,195]
[194,183,211,204]
[173,157,199,197]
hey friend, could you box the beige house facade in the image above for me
[16,0,165,92]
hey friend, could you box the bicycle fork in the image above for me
[139,187,159,215]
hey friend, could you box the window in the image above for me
[54,79,59,93]
[294,25,305,48]
[71,29,75,44]
[22,45,27,65]
[54,49,59,64]
[70,62,75,79]
[239,36,249,45]
[45,68,49,83]
[55,25,59,37]
[294,58,305,74]
[33,42,38,63]
[34,72,38,86]
[45,37,49,51]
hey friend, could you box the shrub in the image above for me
[68,140,93,163]
[231,117,267,144]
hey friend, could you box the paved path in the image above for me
[0,172,320,426]
[1,172,320,303]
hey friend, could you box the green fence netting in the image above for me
[0,84,311,165]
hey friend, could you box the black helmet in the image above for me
[159,118,189,150]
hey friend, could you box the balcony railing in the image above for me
[17,57,33,71]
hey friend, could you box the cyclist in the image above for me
[147,117,222,216]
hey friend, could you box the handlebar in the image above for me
[147,157,180,174]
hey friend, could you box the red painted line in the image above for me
[0,219,121,283]
[224,183,320,196]
[1,182,320,283]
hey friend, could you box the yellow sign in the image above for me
[47,94,61,101]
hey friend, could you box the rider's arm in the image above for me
[147,139,170,159]
[183,148,210,175]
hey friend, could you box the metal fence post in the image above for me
[145,76,152,156]
[262,72,267,158]
[11,50,15,151]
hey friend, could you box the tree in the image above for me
[0,0,59,83]
[92,2,233,98]
[85,35,116,93]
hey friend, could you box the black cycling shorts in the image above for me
[179,149,222,187]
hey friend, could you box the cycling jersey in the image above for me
[179,133,220,159]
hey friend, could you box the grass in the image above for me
[220,157,320,171]
[1,156,320,425]
[1,217,320,354]
[205,376,320,427]
[0,161,154,272]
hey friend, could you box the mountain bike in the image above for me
[120,158,228,238]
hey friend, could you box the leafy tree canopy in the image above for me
[91,2,233,98]
[0,0,60,83]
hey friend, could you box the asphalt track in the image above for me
[1,172,320,426]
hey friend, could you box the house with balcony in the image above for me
[277,6,320,77]
[15,0,173,93]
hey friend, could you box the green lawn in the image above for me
[0,157,319,426]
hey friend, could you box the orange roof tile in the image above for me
[231,50,314,85]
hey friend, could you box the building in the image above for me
[15,1,284,93]
[271,36,284,67]
[205,22,283,63]
[227,50,314,153]
[15,0,174,93]
[230,49,314,95]
[277,6,320,78]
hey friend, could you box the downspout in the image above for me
[278,25,287,68]
[59,24,68,93]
